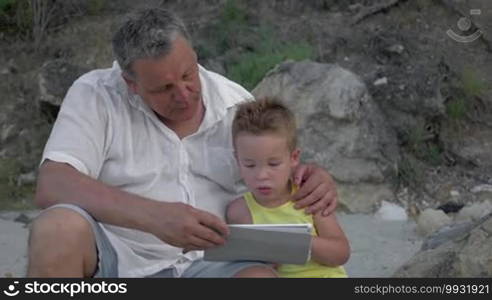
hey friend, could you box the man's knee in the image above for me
[29,207,94,244]
[28,207,97,277]
[233,265,278,278]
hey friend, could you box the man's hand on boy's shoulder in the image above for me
[292,163,338,216]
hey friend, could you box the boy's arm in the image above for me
[226,197,253,224]
[311,213,350,267]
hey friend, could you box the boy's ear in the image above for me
[291,148,301,166]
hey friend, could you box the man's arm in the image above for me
[292,163,338,216]
[35,160,229,250]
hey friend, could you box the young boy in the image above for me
[227,98,350,278]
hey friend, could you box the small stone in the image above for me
[417,208,452,236]
[373,77,388,86]
[450,190,460,197]
[386,44,405,54]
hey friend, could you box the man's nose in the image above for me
[173,82,190,101]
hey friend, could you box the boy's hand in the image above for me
[292,163,338,216]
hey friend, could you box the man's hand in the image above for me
[35,161,229,252]
[146,202,230,251]
[292,163,338,216]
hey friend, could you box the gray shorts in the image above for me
[43,204,270,278]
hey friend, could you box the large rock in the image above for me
[253,61,399,213]
[393,213,492,277]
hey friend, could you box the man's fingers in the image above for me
[304,196,327,215]
[294,183,326,209]
[193,223,227,246]
[292,163,339,214]
[196,210,229,237]
[292,173,320,201]
[322,194,338,216]
[292,164,308,186]
[186,235,217,250]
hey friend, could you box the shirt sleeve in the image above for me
[41,78,111,179]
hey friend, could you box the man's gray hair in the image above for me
[112,7,191,78]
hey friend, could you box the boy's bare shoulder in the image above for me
[226,196,253,224]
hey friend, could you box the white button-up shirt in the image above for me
[41,62,252,277]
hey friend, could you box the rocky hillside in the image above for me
[0,0,491,219]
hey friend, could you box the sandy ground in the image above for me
[0,210,422,278]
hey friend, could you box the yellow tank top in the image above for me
[243,191,347,278]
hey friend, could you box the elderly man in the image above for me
[27,7,338,278]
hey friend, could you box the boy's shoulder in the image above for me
[226,196,253,224]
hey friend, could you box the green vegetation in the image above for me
[461,67,488,98]
[228,40,313,90]
[445,68,488,125]
[425,143,442,165]
[0,158,36,210]
[446,97,467,121]
[212,0,248,53]
[398,154,424,188]
[87,0,106,16]
[204,0,315,90]
[0,0,14,11]
[406,124,442,166]
[0,0,31,35]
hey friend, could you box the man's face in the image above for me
[235,133,300,203]
[124,36,202,126]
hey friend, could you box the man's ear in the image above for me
[291,148,301,167]
[233,149,240,165]
[122,72,138,94]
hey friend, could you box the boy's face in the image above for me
[235,132,300,202]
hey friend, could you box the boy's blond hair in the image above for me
[232,98,297,151]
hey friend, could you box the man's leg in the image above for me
[27,207,98,277]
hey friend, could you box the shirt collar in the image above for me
[198,64,239,131]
